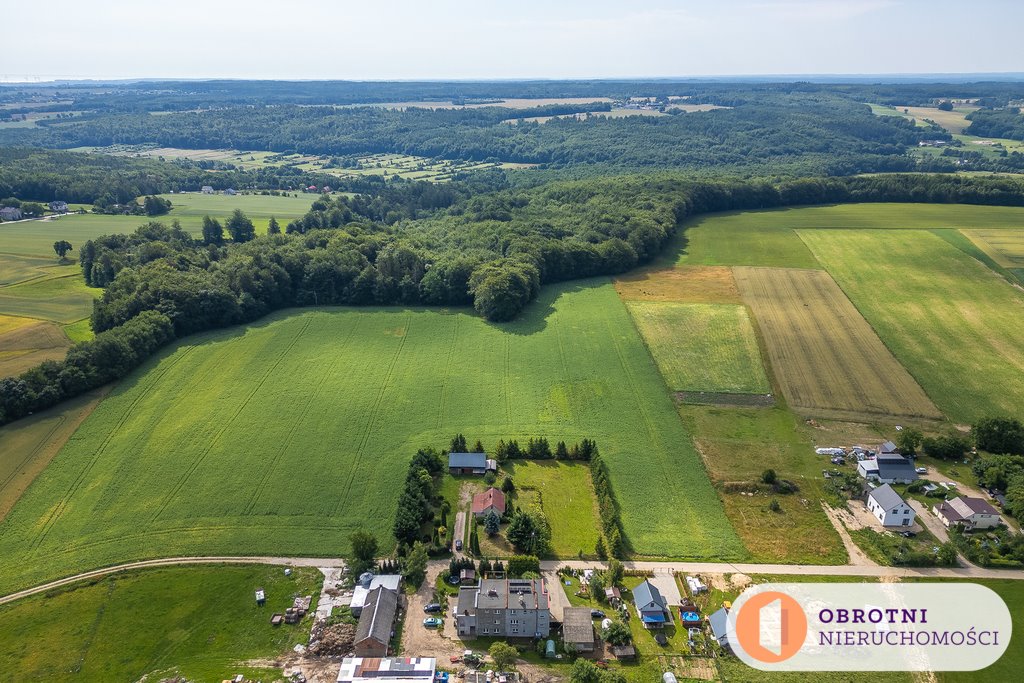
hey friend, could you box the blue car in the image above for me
[423,617,443,628]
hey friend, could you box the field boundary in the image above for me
[674,391,775,407]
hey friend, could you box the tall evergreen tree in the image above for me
[267,215,281,235]
[201,215,224,245]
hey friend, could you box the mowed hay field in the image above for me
[0,281,743,593]
[801,230,1024,423]
[0,564,322,683]
[963,228,1024,271]
[0,316,73,378]
[626,302,769,394]
[734,267,942,421]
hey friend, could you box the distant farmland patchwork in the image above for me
[733,266,942,422]
[0,281,743,593]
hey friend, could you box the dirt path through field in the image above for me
[821,504,876,566]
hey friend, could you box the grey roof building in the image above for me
[456,578,551,638]
[561,607,596,652]
[448,452,496,475]
[633,580,670,627]
[354,586,399,657]
[0,207,22,221]
[708,607,732,651]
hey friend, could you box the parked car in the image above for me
[900,531,917,538]
[423,617,443,628]
[424,603,442,613]
[591,609,606,619]
[454,539,463,551]
[916,467,928,474]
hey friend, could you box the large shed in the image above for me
[561,607,596,652]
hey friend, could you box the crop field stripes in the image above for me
[734,266,943,422]
[436,313,461,429]
[334,312,413,513]
[149,318,312,524]
[241,315,365,517]
[29,345,199,555]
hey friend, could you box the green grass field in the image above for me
[800,229,1024,423]
[679,405,847,564]
[626,302,769,394]
[504,460,601,558]
[0,280,742,594]
[0,564,320,683]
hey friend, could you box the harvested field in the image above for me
[626,302,769,394]
[963,228,1024,269]
[801,229,1024,423]
[0,318,72,378]
[733,266,942,421]
[614,265,741,303]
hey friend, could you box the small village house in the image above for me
[632,579,671,628]
[354,585,399,657]
[708,607,732,652]
[201,185,215,194]
[0,207,23,221]
[48,200,69,213]
[471,487,506,519]
[561,606,596,653]
[866,484,916,527]
[933,496,1002,530]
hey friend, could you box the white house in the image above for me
[933,497,1002,530]
[867,484,915,527]
[201,185,215,194]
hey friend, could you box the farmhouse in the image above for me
[48,200,69,213]
[224,188,237,195]
[561,606,596,653]
[933,496,1002,530]
[472,488,506,518]
[632,579,671,628]
[455,578,551,638]
[708,607,732,652]
[858,455,917,484]
[866,484,916,527]
[0,207,23,221]
[337,657,436,683]
[351,573,402,616]
[448,452,497,476]
[354,586,399,657]
[201,185,214,194]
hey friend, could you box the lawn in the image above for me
[0,564,321,683]
[0,280,742,594]
[626,302,769,394]
[679,405,847,564]
[733,266,942,422]
[504,460,601,558]
[800,229,1024,423]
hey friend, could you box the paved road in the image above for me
[4,554,1024,607]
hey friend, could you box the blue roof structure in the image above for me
[448,452,487,469]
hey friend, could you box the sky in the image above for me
[3,0,1024,81]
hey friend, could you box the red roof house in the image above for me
[471,487,506,518]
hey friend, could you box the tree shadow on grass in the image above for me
[486,276,611,337]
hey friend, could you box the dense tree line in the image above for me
[0,93,936,176]
[6,172,1024,425]
[0,148,339,204]
[392,447,445,547]
[965,108,1024,141]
